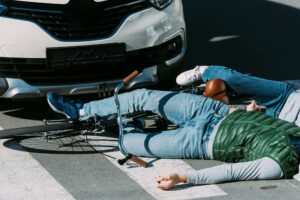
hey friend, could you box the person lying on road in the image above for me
[176,65,300,127]
[46,87,300,190]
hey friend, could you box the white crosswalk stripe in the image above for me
[0,126,75,200]
[87,135,227,200]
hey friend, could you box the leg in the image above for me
[83,89,230,126]
[202,66,294,117]
[122,125,207,159]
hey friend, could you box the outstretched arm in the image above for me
[156,157,282,190]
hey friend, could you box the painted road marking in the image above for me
[0,126,75,200]
[87,135,227,200]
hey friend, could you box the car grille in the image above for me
[0,36,182,85]
[3,0,151,41]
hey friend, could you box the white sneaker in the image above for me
[176,65,209,86]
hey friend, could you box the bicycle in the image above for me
[0,71,172,167]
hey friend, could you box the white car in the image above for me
[0,0,186,98]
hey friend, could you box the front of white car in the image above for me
[0,0,186,98]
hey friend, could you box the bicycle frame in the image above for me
[114,81,127,156]
[113,71,148,168]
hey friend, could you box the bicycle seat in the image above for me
[203,78,229,104]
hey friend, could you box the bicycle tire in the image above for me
[0,122,74,139]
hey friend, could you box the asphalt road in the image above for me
[180,0,300,81]
[1,0,300,199]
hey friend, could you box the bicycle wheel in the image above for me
[0,122,74,139]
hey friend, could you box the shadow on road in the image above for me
[0,98,57,120]
[0,95,96,120]
[3,133,119,155]
[182,0,300,80]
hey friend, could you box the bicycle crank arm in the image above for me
[118,154,148,168]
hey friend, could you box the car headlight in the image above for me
[148,0,173,10]
[0,5,7,15]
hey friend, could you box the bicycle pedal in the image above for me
[118,157,129,165]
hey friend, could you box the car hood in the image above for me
[10,0,108,4]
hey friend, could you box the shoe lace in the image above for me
[62,97,78,113]
[190,66,201,81]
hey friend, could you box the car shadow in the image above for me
[0,94,97,120]
[0,98,58,120]
[181,0,300,80]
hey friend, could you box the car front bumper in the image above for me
[0,32,186,98]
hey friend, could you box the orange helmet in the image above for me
[203,78,229,104]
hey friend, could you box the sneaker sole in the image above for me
[47,97,71,119]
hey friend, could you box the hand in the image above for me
[246,100,264,112]
[155,173,187,190]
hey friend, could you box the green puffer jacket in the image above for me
[213,109,300,178]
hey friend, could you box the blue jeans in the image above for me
[202,66,294,118]
[83,89,230,159]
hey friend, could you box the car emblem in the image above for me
[64,0,100,28]
[65,0,98,10]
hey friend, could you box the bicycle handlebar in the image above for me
[122,70,139,85]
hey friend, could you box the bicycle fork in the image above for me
[113,71,148,168]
